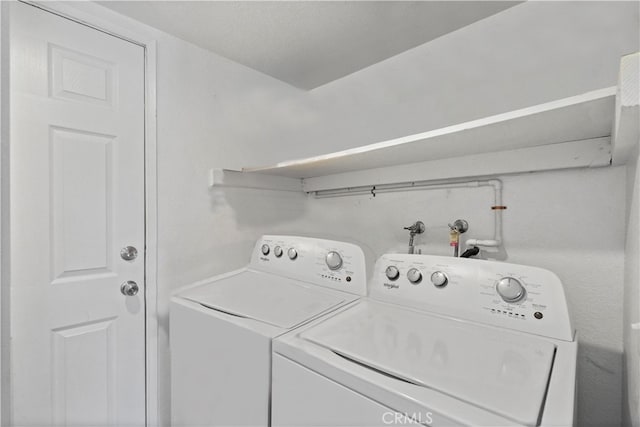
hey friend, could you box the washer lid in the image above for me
[301,300,556,426]
[180,271,350,329]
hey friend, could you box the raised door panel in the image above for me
[52,318,117,426]
[49,44,116,107]
[50,127,115,284]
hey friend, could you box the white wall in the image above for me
[623,149,640,427]
[250,1,640,162]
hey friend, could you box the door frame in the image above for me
[0,2,10,426]
[2,2,159,425]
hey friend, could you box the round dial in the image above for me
[430,271,448,287]
[325,251,343,270]
[385,266,400,281]
[496,277,526,303]
[261,244,270,255]
[274,246,283,258]
[407,268,422,284]
[287,248,298,260]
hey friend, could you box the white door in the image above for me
[10,3,146,426]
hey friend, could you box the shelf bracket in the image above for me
[612,52,640,165]
[208,168,303,192]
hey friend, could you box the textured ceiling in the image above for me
[99,1,522,90]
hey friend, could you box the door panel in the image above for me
[49,44,116,107]
[51,127,115,281]
[52,317,117,426]
[10,3,146,426]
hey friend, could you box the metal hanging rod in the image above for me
[311,179,490,198]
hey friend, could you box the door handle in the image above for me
[120,281,139,296]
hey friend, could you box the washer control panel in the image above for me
[251,235,367,296]
[370,254,574,341]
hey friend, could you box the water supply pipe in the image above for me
[312,178,505,251]
[464,179,503,249]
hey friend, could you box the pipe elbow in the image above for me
[465,239,501,248]
[487,179,502,190]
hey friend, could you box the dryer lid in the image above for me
[301,300,556,426]
[180,271,350,329]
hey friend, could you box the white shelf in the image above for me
[302,137,611,193]
[244,87,616,181]
[612,53,639,165]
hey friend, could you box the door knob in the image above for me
[120,281,139,296]
[120,246,138,261]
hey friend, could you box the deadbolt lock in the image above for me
[120,246,138,261]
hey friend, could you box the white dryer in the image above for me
[170,235,367,427]
[272,254,577,427]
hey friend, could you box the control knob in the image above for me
[287,248,298,260]
[496,277,526,303]
[274,246,283,258]
[261,244,270,255]
[385,266,400,281]
[407,268,422,284]
[325,251,343,270]
[430,271,448,287]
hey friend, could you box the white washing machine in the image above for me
[272,254,577,427]
[170,235,367,427]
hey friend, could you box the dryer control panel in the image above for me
[370,254,574,341]
[250,235,367,296]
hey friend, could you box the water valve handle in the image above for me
[404,221,425,235]
[448,219,469,234]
